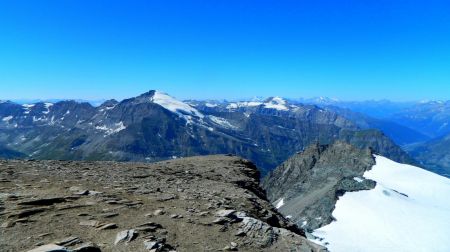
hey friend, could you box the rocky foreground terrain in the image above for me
[0,155,325,252]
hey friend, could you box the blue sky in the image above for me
[1,0,449,101]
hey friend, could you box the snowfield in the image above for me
[151,91,204,119]
[263,97,289,111]
[312,155,450,252]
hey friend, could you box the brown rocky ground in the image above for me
[0,155,325,252]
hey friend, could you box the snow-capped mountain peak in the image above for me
[148,90,204,121]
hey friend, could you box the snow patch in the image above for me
[226,101,262,110]
[205,103,218,107]
[275,198,284,209]
[208,116,237,129]
[312,155,450,252]
[43,103,53,114]
[2,116,13,122]
[22,104,35,114]
[353,177,364,183]
[95,121,126,136]
[263,97,288,111]
[151,91,204,122]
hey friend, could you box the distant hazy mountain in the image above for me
[408,133,450,177]
[320,106,430,146]
[5,98,107,106]
[389,101,450,138]
[294,97,450,139]
[292,98,415,119]
[0,90,411,175]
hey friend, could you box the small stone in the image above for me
[157,195,176,202]
[215,209,236,218]
[99,212,119,218]
[55,236,82,246]
[1,221,14,228]
[97,223,118,230]
[198,211,209,217]
[114,229,137,245]
[143,240,167,251]
[235,230,246,237]
[15,218,31,223]
[88,191,102,196]
[79,220,100,227]
[75,190,90,196]
[37,233,52,238]
[26,244,69,252]
[153,209,165,216]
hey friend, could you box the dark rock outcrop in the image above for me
[262,141,376,231]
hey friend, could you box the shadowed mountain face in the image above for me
[0,91,412,174]
[262,142,376,231]
[320,106,430,146]
[408,133,450,178]
[390,101,450,138]
[0,145,26,159]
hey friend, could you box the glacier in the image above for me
[312,155,450,252]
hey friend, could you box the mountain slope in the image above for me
[390,101,450,138]
[312,155,450,252]
[408,133,450,178]
[0,145,26,159]
[323,106,430,145]
[262,142,376,230]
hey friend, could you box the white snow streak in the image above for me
[275,198,284,209]
[22,104,35,114]
[208,116,237,129]
[95,121,126,136]
[2,116,13,122]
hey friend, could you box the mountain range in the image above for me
[0,90,414,176]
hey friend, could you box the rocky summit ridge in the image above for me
[0,155,325,252]
[262,141,376,231]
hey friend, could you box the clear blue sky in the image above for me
[1,0,449,101]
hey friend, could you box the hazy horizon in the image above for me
[2,89,446,105]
